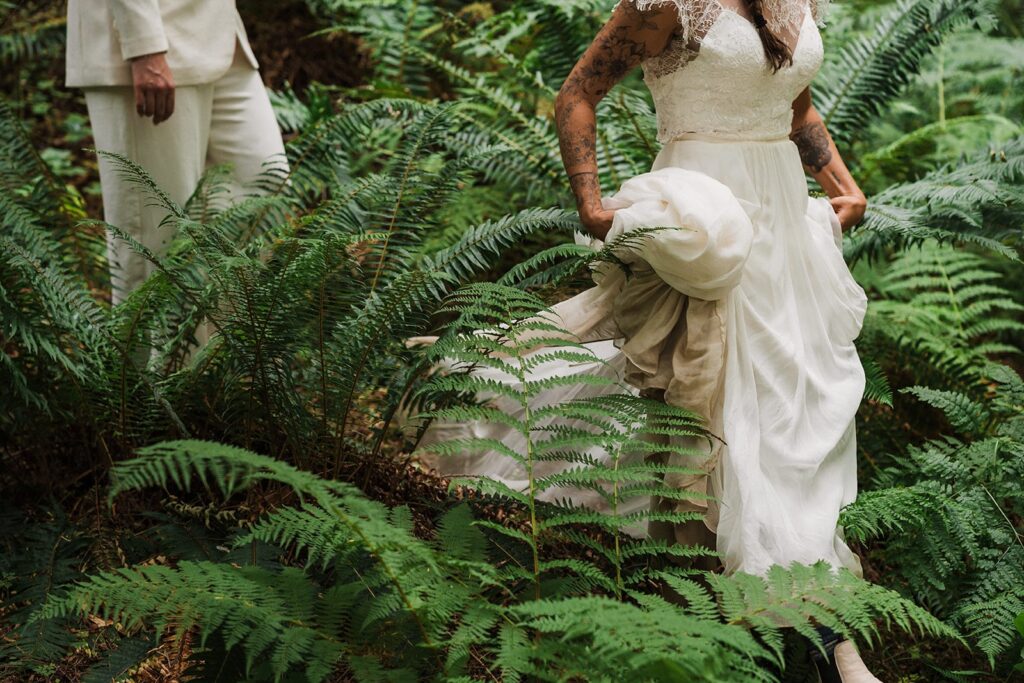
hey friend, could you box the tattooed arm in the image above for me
[554,2,677,239]
[790,87,867,231]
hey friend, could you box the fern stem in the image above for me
[521,374,542,602]
[396,0,421,85]
[937,253,964,332]
[367,88,443,297]
[504,317,543,601]
[821,3,915,131]
[238,269,267,449]
[612,446,623,600]
[370,364,422,462]
[980,455,1024,551]
[596,121,619,190]
[318,258,329,435]
[333,318,393,478]
[937,41,946,126]
[119,288,151,439]
[618,91,657,159]
[325,501,445,669]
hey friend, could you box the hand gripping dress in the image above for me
[416,0,869,578]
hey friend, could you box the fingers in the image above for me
[152,89,165,124]
[153,88,169,124]
[165,86,175,122]
[130,53,176,123]
[137,85,176,124]
[144,88,157,121]
[829,195,867,230]
[833,205,860,231]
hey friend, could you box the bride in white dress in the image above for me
[417,0,880,678]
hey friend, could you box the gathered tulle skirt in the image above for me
[415,136,868,578]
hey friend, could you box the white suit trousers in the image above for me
[85,47,287,304]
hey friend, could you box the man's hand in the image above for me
[830,193,867,232]
[131,52,175,124]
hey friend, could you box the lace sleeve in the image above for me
[622,0,827,37]
[810,0,831,27]
[622,0,716,47]
[616,0,721,79]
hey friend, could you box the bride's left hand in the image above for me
[830,194,867,231]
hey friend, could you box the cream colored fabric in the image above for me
[651,138,867,577]
[66,0,258,87]
[833,641,883,682]
[597,168,754,299]
[85,47,287,304]
[413,168,755,540]
[413,139,868,578]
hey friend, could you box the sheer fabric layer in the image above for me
[415,170,761,539]
[415,140,867,577]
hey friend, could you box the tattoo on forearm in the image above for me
[557,116,598,170]
[569,171,602,214]
[790,121,833,172]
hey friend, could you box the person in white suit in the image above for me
[66,0,288,304]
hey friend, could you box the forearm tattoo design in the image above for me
[568,172,603,213]
[558,119,598,176]
[790,121,833,173]
[556,3,667,207]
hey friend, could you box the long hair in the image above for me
[747,0,794,72]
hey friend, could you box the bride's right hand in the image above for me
[580,207,616,241]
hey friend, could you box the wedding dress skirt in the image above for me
[415,136,868,578]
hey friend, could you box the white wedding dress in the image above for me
[415,0,868,578]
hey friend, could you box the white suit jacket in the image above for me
[65,0,259,88]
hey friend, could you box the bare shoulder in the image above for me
[606,0,681,51]
[573,0,679,92]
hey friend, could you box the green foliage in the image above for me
[847,240,1023,668]
[847,137,1024,263]
[3,0,1024,678]
[415,282,716,597]
[50,440,502,681]
[0,506,89,675]
[37,439,954,682]
[0,97,586,460]
[842,366,1024,667]
[818,0,996,145]
[858,241,1024,393]
[80,636,156,683]
[0,2,66,68]
[862,357,895,406]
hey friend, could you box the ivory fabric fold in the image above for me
[414,167,748,542]
[415,142,868,577]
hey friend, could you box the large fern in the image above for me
[817,0,996,145]
[36,438,957,681]
[842,365,1024,666]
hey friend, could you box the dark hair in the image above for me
[747,0,794,73]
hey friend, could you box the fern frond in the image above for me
[818,0,994,144]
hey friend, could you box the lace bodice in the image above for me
[624,0,828,142]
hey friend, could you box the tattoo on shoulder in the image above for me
[556,1,675,182]
[620,0,661,31]
[790,121,833,173]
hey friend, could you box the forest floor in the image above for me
[1,2,1013,682]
